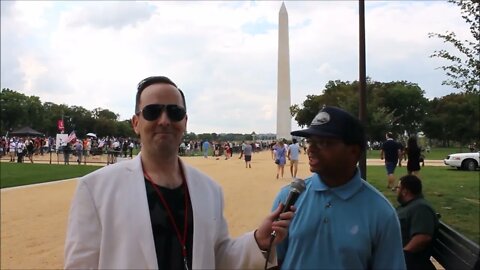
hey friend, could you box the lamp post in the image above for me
[358,0,367,180]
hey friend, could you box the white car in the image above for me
[444,152,480,171]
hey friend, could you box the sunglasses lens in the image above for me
[166,105,186,121]
[140,104,186,122]
[142,104,162,121]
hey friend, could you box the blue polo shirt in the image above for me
[272,170,406,270]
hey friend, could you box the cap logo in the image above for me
[311,111,330,126]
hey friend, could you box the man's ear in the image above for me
[131,115,140,136]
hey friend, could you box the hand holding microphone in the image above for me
[254,179,306,250]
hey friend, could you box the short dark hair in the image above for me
[399,175,422,196]
[292,138,297,143]
[387,132,394,139]
[135,76,187,114]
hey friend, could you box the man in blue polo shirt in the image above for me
[272,106,406,270]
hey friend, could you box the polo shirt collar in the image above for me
[311,169,363,200]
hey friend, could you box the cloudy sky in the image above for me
[0,1,471,134]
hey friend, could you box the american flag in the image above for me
[67,131,77,143]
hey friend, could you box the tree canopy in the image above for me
[0,88,135,138]
[0,88,264,142]
[290,79,479,145]
[429,0,480,93]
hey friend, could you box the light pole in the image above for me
[359,0,367,180]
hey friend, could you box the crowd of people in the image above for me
[0,135,140,165]
[0,136,53,163]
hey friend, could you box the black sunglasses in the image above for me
[136,104,186,122]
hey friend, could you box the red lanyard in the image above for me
[143,163,190,270]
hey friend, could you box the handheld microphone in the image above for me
[280,178,306,214]
[264,179,306,270]
[272,179,306,236]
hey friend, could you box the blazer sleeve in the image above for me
[213,186,276,269]
[64,180,101,269]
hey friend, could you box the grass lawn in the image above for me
[0,162,100,188]
[366,165,480,244]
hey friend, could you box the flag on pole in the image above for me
[67,131,77,143]
[58,119,65,132]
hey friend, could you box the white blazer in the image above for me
[65,154,275,269]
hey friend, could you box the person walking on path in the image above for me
[244,142,253,168]
[381,132,402,190]
[274,141,287,179]
[239,141,246,159]
[406,137,422,176]
[287,138,300,178]
[25,138,35,163]
[8,139,16,162]
[65,75,294,269]
[75,140,83,165]
[202,140,209,158]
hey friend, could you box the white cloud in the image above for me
[65,2,155,29]
[0,1,473,134]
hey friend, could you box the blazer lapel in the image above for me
[181,159,207,269]
[129,154,158,269]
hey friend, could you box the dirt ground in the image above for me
[0,151,445,269]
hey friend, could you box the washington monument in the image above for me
[276,2,291,140]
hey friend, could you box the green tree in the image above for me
[42,102,70,136]
[94,118,117,137]
[183,132,197,142]
[372,81,428,136]
[197,133,214,141]
[68,106,94,137]
[25,96,45,132]
[290,95,324,128]
[0,88,30,134]
[429,0,480,93]
[116,120,136,138]
[92,108,119,121]
[423,92,480,146]
[290,80,423,141]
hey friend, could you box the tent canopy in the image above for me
[10,126,44,137]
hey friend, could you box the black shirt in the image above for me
[145,179,194,270]
[382,139,401,162]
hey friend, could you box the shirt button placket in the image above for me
[324,201,332,224]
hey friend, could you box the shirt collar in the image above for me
[311,169,364,200]
[399,195,424,206]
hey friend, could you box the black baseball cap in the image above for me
[291,106,366,149]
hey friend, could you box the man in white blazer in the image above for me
[64,76,294,269]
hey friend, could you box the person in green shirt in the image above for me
[396,175,439,270]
